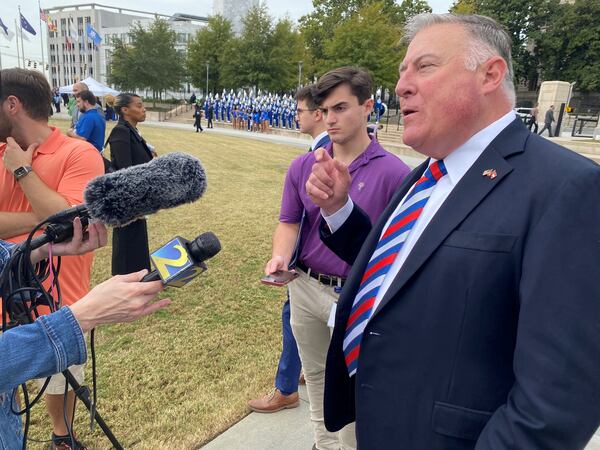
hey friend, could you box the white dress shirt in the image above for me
[325,111,516,314]
[310,130,330,151]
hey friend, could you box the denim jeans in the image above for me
[0,307,87,449]
[274,293,302,395]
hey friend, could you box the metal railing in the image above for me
[571,115,599,138]
[158,102,192,122]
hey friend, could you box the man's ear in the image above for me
[4,95,21,117]
[480,56,507,96]
[315,108,324,122]
[363,98,374,115]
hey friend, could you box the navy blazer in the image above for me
[321,119,600,449]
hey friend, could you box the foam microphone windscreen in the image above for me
[84,152,207,227]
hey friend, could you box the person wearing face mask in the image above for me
[107,93,156,276]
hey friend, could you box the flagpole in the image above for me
[89,22,93,81]
[70,17,75,83]
[75,18,80,81]
[62,34,66,85]
[38,0,46,78]
[14,18,21,68]
[70,18,75,84]
[70,17,75,81]
[67,35,71,84]
[66,18,70,84]
[18,7,25,68]
[84,23,89,78]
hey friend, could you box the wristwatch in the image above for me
[13,165,33,181]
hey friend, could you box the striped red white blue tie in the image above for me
[343,160,448,376]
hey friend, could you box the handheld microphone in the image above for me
[141,232,221,287]
[24,153,207,250]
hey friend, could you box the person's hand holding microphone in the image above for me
[29,217,170,332]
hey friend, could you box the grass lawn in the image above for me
[26,119,305,449]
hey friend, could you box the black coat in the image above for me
[108,118,154,275]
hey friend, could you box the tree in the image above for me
[323,2,404,89]
[107,38,139,92]
[219,5,304,92]
[299,0,412,74]
[464,0,561,90]
[449,0,478,14]
[187,15,234,94]
[220,4,273,89]
[108,19,185,103]
[267,19,306,91]
[396,0,432,24]
[536,0,600,92]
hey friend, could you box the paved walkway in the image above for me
[198,382,600,450]
[200,386,313,450]
[140,119,428,168]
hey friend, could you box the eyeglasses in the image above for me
[296,108,317,114]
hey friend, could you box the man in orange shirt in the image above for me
[0,68,104,449]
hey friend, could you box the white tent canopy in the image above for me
[58,77,120,97]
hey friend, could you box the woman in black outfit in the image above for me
[108,93,155,275]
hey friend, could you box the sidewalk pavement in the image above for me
[198,382,600,450]
[139,120,428,168]
[589,433,600,450]
[200,386,313,450]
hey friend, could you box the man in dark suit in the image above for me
[538,104,555,137]
[306,13,600,450]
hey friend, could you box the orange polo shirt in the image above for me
[0,127,104,307]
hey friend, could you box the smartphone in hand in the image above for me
[260,270,299,287]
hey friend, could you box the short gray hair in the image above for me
[404,13,516,106]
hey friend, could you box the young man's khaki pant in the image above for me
[289,271,356,450]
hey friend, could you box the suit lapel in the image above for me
[370,120,528,319]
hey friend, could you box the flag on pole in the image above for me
[47,16,57,32]
[20,13,37,36]
[40,8,48,22]
[0,17,15,41]
[86,24,102,46]
[69,19,79,42]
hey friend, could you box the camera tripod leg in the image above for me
[62,370,124,450]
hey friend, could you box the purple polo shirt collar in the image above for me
[279,136,410,278]
[322,137,388,173]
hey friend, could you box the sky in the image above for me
[0,0,453,76]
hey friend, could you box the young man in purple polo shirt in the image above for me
[249,85,330,414]
[264,67,410,450]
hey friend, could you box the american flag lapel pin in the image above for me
[482,169,497,179]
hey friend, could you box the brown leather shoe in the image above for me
[248,388,299,413]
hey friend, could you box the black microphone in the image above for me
[24,153,207,250]
[85,152,207,227]
[141,232,221,287]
